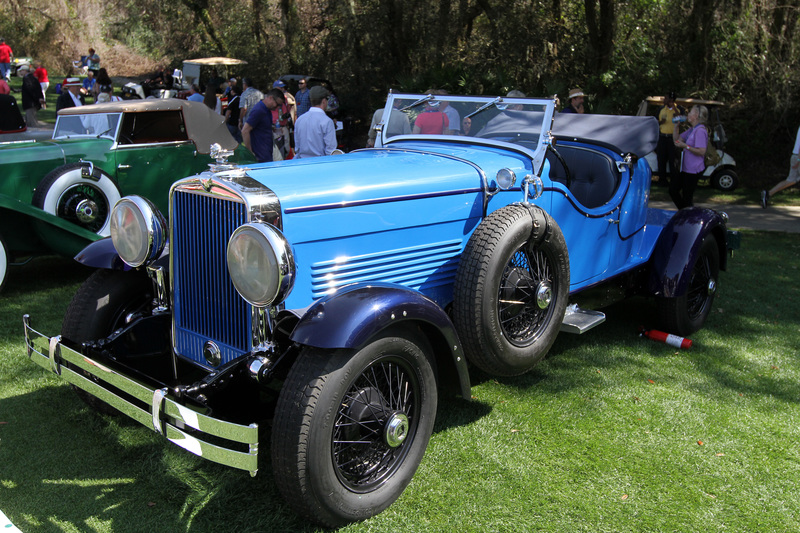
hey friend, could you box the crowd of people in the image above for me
[2,38,798,206]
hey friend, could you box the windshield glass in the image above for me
[53,113,122,140]
[380,93,555,144]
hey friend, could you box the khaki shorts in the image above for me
[789,153,800,183]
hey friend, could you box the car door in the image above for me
[545,143,629,289]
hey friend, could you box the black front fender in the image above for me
[290,282,471,399]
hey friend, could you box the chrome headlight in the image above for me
[496,168,517,190]
[110,196,167,267]
[227,223,295,307]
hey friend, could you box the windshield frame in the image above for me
[378,92,556,176]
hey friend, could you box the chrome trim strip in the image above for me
[283,186,484,214]
[24,317,259,475]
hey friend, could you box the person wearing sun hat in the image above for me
[561,87,587,114]
[56,77,85,112]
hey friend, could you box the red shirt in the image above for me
[0,43,12,63]
[414,109,449,134]
[34,67,49,83]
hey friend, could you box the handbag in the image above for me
[703,126,721,167]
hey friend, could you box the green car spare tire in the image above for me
[0,233,8,293]
[33,163,121,237]
[454,204,570,377]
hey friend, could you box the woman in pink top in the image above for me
[33,62,49,94]
[670,105,709,209]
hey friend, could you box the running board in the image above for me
[560,304,606,334]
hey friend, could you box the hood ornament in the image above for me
[209,143,238,173]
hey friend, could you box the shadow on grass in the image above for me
[5,255,93,296]
[2,375,486,532]
[477,286,800,407]
[0,386,324,532]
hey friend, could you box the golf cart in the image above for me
[637,96,738,191]
[120,57,248,101]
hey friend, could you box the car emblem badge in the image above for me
[201,177,213,192]
[203,340,221,366]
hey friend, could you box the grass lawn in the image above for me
[1,228,798,532]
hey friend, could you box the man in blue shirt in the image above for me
[187,84,204,102]
[294,85,337,158]
[295,78,311,117]
[242,88,285,163]
[81,71,96,102]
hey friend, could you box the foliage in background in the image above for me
[1,0,798,180]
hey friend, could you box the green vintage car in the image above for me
[0,99,255,291]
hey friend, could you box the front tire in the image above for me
[656,234,720,336]
[62,269,154,413]
[272,331,437,527]
[33,163,121,236]
[453,204,570,376]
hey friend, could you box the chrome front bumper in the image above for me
[23,314,259,476]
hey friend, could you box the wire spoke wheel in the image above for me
[499,245,555,345]
[454,204,569,376]
[272,332,437,527]
[56,182,111,233]
[686,248,714,320]
[333,356,419,491]
[656,234,720,336]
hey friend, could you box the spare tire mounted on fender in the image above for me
[33,163,121,237]
[454,204,570,377]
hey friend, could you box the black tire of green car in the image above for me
[271,330,438,527]
[656,234,720,336]
[61,268,154,414]
[453,204,570,377]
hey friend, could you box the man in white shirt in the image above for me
[294,85,337,158]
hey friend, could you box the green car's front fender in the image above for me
[0,194,100,258]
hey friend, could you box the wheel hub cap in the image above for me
[75,199,99,223]
[536,281,553,309]
[707,279,717,296]
[384,412,410,448]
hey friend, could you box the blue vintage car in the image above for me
[23,93,736,527]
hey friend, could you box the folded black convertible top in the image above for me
[552,113,659,158]
[477,110,659,158]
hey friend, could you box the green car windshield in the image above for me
[53,113,122,141]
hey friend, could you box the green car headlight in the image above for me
[110,196,167,267]
[227,223,295,307]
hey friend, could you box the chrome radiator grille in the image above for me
[171,189,251,368]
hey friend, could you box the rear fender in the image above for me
[648,207,727,298]
[290,282,471,399]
